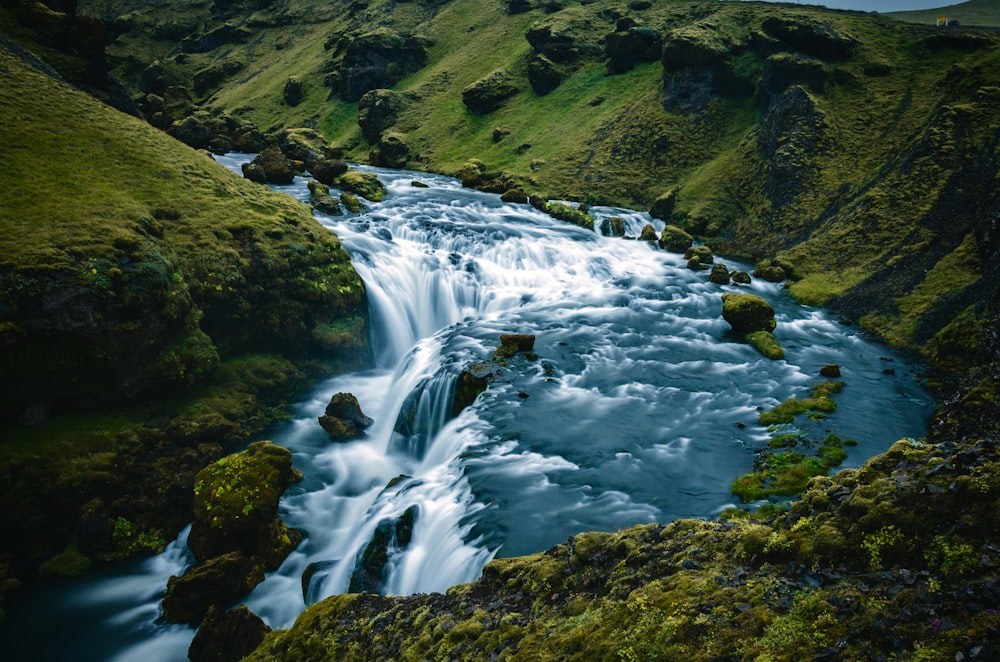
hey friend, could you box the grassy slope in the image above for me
[0,39,368,594]
[889,0,1000,27]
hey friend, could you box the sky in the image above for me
[739,0,967,12]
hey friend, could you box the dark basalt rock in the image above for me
[721,293,776,334]
[375,132,409,169]
[684,245,714,266]
[639,224,658,242]
[319,392,374,441]
[462,70,519,114]
[308,181,344,215]
[525,14,599,64]
[600,216,626,237]
[282,76,304,106]
[821,364,842,378]
[162,551,265,624]
[357,88,408,143]
[349,506,418,594]
[309,157,349,186]
[338,29,432,102]
[453,368,490,417]
[756,85,827,208]
[193,59,244,97]
[731,270,752,285]
[507,0,534,14]
[501,189,529,204]
[759,53,828,107]
[189,604,271,662]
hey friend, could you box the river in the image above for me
[0,158,935,660]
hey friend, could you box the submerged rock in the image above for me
[600,216,626,237]
[319,392,374,441]
[348,506,418,594]
[308,180,344,215]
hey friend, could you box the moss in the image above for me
[746,330,784,360]
[38,544,92,577]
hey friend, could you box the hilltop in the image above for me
[889,0,1000,28]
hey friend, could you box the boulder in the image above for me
[318,392,374,441]
[241,161,267,184]
[639,224,658,241]
[376,132,409,168]
[721,293,776,334]
[336,170,387,202]
[193,59,244,97]
[507,0,534,14]
[188,605,271,662]
[687,257,706,271]
[357,89,408,143]
[684,245,714,266]
[709,263,731,285]
[308,181,344,215]
[605,25,663,74]
[525,14,599,64]
[283,76,304,106]
[187,441,303,563]
[821,364,842,378]
[600,217,626,237]
[731,270,752,285]
[648,188,677,221]
[527,54,565,96]
[658,224,693,252]
[162,551,265,624]
[462,70,519,114]
[232,124,265,153]
[309,157,349,186]
[755,257,794,283]
[247,147,295,185]
[501,189,529,204]
[277,128,327,164]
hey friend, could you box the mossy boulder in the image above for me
[755,257,795,283]
[308,157,349,186]
[335,170,387,202]
[731,270,752,285]
[318,392,373,441]
[761,16,857,62]
[189,604,271,662]
[658,224,693,252]
[721,293,776,334]
[525,11,600,64]
[245,146,295,185]
[453,367,490,417]
[188,441,303,563]
[462,70,519,114]
[162,551,265,624]
[357,89,409,144]
[605,25,663,74]
[709,262,731,285]
[527,54,566,96]
[639,223,658,241]
[746,330,784,360]
[684,245,714,266]
[648,188,677,221]
[307,181,344,215]
[375,132,409,169]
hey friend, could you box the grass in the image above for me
[888,0,1000,28]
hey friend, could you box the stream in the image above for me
[0,158,935,660]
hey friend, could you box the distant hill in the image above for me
[889,0,1000,27]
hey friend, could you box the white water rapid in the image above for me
[0,158,935,660]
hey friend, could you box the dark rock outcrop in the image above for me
[244,147,295,185]
[357,88,408,143]
[162,551,265,624]
[605,25,662,74]
[527,54,565,96]
[308,181,344,215]
[188,604,271,662]
[282,76,304,106]
[709,262,731,285]
[761,16,857,62]
[318,392,374,441]
[658,224,693,252]
[648,189,677,221]
[337,29,431,102]
[375,132,409,169]
[348,506,417,594]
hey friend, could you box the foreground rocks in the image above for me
[318,392,374,441]
[162,442,303,623]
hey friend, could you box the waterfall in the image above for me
[0,158,936,660]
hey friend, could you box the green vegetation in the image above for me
[889,0,1000,28]
[732,433,851,502]
[759,381,844,426]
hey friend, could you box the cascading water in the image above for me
[0,158,935,660]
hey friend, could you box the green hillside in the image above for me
[889,0,1000,27]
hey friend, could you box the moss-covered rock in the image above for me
[357,89,409,144]
[658,224,693,252]
[462,70,519,115]
[335,170,387,202]
[375,131,409,169]
[684,244,714,266]
[709,262,731,284]
[188,441,303,563]
[246,146,295,185]
[162,551,265,624]
[721,293,776,334]
[337,29,432,102]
